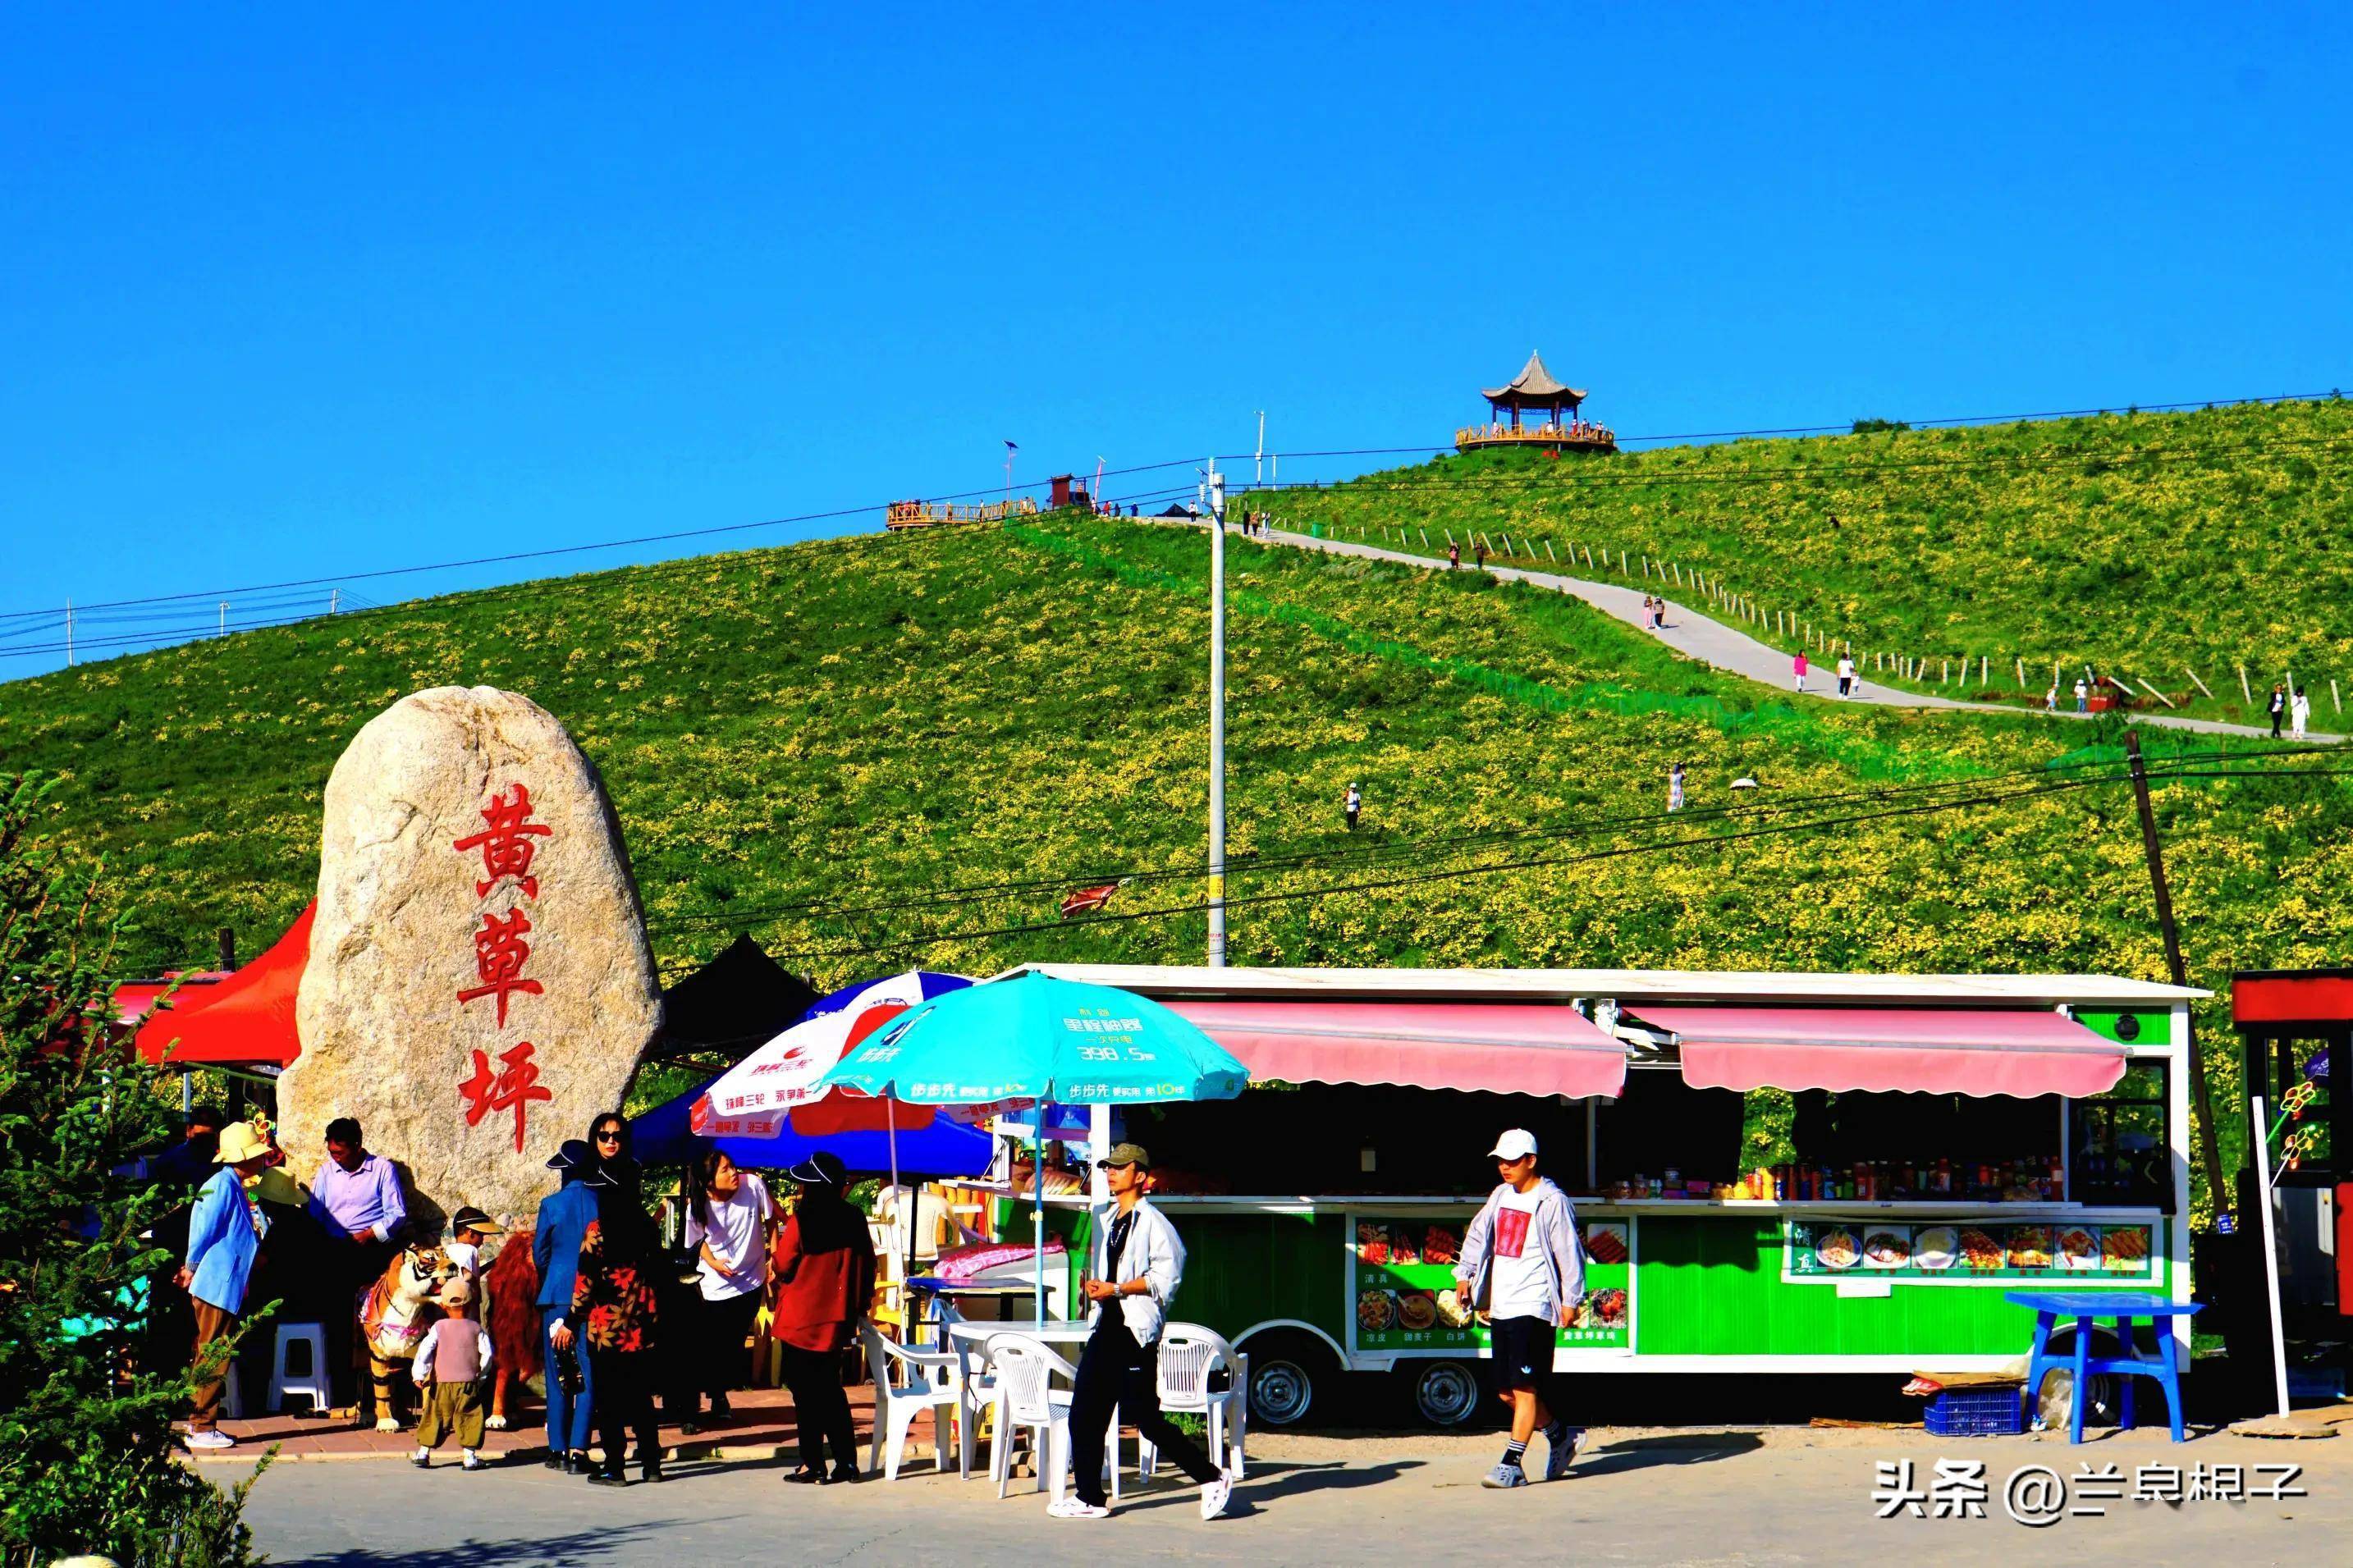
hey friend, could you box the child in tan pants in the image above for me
[412,1276,495,1470]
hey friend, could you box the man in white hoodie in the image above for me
[1453,1128,1586,1488]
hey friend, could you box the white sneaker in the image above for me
[1047,1497,1110,1520]
[1543,1424,1583,1481]
[185,1429,236,1450]
[461,1451,485,1472]
[1200,1468,1235,1520]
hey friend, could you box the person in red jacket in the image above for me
[770,1151,877,1485]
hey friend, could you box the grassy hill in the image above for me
[7,507,2352,1205]
[1253,397,2353,722]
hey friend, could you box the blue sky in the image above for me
[4,4,2348,675]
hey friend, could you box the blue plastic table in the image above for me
[2006,1291,2203,1443]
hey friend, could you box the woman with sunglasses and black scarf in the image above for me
[573,1111,664,1485]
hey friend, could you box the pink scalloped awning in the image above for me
[1632,1005,2126,1099]
[1162,999,1627,1099]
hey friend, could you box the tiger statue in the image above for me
[359,1241,457,1432]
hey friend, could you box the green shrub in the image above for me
[0,774,268,1568]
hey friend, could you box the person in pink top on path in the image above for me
[1792,651,1809,693]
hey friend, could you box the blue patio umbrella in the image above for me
[819,969,1249,1316]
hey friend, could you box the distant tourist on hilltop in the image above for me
[1345,782,1362,830]
[2271,684,2287,738]
[1668,762,1685,812]
[1836,653,1856,698]
[1792,651,1808,693]
[1448,542,1461,569]
[2292,687,2311,739]
[2076,678,2090,714]
[1473,541,1488,571]
[2045,683,2058,711]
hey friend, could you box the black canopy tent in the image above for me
[649,933,821,1064]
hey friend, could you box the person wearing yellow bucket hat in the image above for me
[176,1121,273,1448]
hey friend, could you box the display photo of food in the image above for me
[1912,1227,1959,1271]
[2101,1227,2150,1272]
[2055,1226,2102,1272]
[1421,1226,1462,1266]
[1862,1229,1911,1269]
[1587,1287,1629,1327]
[1357,1288,1397,1333]
[2007,1225,2053,1270]
[1584,1223,1631,1265]
[1435,1287,1472,1328]
[1356,1222,1391,1268]
[1813,1227,1861,1270]
[1957,1228,2005,1271]
[1389,1233,1421,1267]
[1396,1290,1439,1331]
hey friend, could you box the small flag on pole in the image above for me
[1060,882,1119,919]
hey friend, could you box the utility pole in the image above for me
[1092,458,1104,514]
[1205,459,1228,967]
[219,602,227,636]
[329,588,340,615]
[2125,730,2229,1227]
[1255,410,1266,487]
[65,600,73,666]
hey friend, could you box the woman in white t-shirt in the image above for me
[681,1149,773,1429]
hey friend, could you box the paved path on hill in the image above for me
[1261,528,2343,745]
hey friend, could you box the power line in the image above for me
[1232,389,2350,464]
[2,479,1208,662]
[5,461,1211,622]
[659,749,2337,959]
[17,387,2342,628]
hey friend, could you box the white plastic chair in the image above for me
[266,1321,332,1415]
[983,1333,1110,1506]
[861,1324,976,1481]
[1139,1323,1247,1480]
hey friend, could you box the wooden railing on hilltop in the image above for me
[885,496,1042,529]
[1455,423,1618,453]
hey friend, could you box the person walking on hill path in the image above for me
[1447,542,1461,570]
[2271,684,2288,738]
[2046,683,2058,711]
[1792,651,1808,693]
[2076,678,2090,715]
[1667,762,1685,813]
[1836,653,1855,698]
[1345,782,1362,830]
[2292,687,2311,740]
[1454,1129,1585,1490]
[1473,541,1488,571]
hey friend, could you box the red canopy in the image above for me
[134,903,314,1068]
[1163,999,1627,1099]
[1631,1005,2126,1099]
[112,973,230,1026]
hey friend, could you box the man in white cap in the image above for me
[1453,1128,1586,1488]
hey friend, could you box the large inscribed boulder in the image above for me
[284,686,661,1223]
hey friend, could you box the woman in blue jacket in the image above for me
[176,1121,275,1449]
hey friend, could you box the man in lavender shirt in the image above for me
[307,1116,410,1408]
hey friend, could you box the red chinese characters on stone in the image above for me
[457,907,544,1026]
[460,1040,555,1153]
[451,783,553,899]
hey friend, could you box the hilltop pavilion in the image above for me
[1457,351,1616,453]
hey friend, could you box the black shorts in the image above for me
[1489,1314,1557,1391]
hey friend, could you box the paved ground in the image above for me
[1260,528,2344,745]
[230,1419,2347,1566]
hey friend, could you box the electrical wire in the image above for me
[658,751,2353,964]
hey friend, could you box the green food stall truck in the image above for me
[1003,963,2198,1428]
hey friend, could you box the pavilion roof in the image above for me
[1482,350,1587,405]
